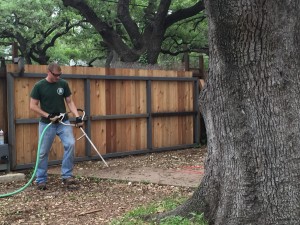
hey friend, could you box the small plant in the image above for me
[75,175,83,179]
[110,197,207,225]
[25,169,35,179]
[68,195,77,201]
[193,143,202,148]
[140,180,151,184]
[138,52,148,65]
[160,215,192,225]
[90,176,102,183]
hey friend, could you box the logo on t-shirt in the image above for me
[57,88,64,95]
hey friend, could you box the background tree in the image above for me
[161,10,208,56]
[0,0,86,64]
[49,25,106,66]
[62,0,207,64]
[0,0,208,67]
[153,0,300,224]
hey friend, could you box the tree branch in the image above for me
[63,0,112,33]
[154,0,172,29]
[165,1,205,28]
[42,20,85,51]
[161,47,208,56]
[63,0,139,62]
[117,0,142,49]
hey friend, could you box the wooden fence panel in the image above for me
[5,64,198,169]
[151,80,194,148]
[152,116,194,148]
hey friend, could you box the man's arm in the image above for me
[65,95,84,127]
[30,98,49,118]
[65,96,80,117]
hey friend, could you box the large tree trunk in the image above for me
[154,1,300,224]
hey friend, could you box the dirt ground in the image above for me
[0,147,206,225]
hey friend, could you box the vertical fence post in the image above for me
[146,80,152,150]
[0,59,7,132]
[0,58,9,171]
[7,73,15,171]
[194,79,200,144]
[84,78,91,157]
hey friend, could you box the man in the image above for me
[30,62,83,190]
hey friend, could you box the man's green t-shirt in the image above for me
[30,79,71,123]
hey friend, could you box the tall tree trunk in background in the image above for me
[154,1,300,224]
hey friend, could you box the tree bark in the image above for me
[154,0,300,224]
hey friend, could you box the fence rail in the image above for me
[2,65,200,170]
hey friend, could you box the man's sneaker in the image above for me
[62,177,79,190]
[37,182,47,190]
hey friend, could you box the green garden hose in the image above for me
[0,122,52,198]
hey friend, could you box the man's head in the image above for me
[47,62,62,82]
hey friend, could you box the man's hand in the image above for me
[48,113,60,122]
[75,116,84,128]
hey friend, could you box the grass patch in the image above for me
[110,197,207,225]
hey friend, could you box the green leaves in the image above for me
[0,0,88,64]
[0,0,208,66]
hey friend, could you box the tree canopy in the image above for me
[0,0,88,64]
[63,0,207,64]
[0,0,208,66]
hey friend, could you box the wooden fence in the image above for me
[2,64,200,170]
